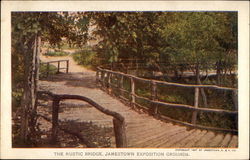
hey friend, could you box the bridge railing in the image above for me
[41,60,69,77]
[37,91,127,148]
[96,67,238,134]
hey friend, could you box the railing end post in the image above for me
[113,118,127,148]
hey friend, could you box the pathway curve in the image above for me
[38,55,238,148]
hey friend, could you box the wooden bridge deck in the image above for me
[39,71,238,148]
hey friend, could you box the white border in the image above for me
[1,1,249,159]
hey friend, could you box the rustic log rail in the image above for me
[96,67,238,134]
[37,90,127,147]
[41,60,69,77]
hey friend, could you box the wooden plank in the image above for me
[128,124,177,147]
[173,129,201,147]
[138,126,187,147]
[127,122,172,138]
[126,121,162,130]
[206,133,225,147]
[193,131,216,147]
[158,129,197,147]
[219,133,232,147]
[228,135,238,148]
[184,130,208,147]
[159,115,237,134]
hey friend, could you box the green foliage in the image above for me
[72,49,98,68]
[160,12,237,71]
[86,12,237,86]
[86,12,164,65]
[12,89,24,112]
[44,51,69,57]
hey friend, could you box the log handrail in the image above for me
[97,67,237,91]
[37,90,127,147]
[96,67,238,133]
[133,94,237,115]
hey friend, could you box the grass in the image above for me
[44,51,69,57]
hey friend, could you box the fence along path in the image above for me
[39,58,238,148]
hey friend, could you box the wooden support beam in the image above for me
[130,77,135,107]
[96,70,99,84]
[57,61,60,73]
[46,62,49,77]
[191,87,199,124]
[107,72,111,94]
[232,90,238,129]
[119,75,124,98]
[101,71,105,89]
[66,60,69,73]
[150,81,158,116]
[51,98,60,144]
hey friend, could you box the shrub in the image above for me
[72,49,98,68]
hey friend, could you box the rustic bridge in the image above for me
[38,58,238,148]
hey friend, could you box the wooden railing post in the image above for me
[150,81,158,116]
[96,70,99,84]
[57,61,60,73]
[130,77,135,107]
[113,118,127,147]
[107,72,111,94]
[191,87,199,124]
[119,75,124,98]
[66,60,69,73]
[51,97,60,144]
[46,62,49,77]
[101,71,105,89]
[232,90,238,129]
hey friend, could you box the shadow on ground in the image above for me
[40,72,98,89]
[13,118,114,148]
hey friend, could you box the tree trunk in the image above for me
[20,35,41,144]
[31,36,41,133]
[20,42,32,144]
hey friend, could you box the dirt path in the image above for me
[40,54,94,74]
